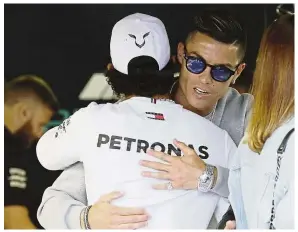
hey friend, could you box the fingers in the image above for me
[224,220,236,230]
[146,149,174,163]
[111,206,149,230]
[90,191,149,229]
[152,182,179,190]
[142,171,171,180]
[112,214,149,224]
[113,206,147,216]
[112,221,148,229]
[99,191,124,203]
[173,139,197,156]
[140,160,171,172]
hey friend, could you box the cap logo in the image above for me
[128,32,150,48]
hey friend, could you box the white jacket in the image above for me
[37,97,236,229]
[229,117,295,229]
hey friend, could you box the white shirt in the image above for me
[37,97,236,229]
[229,117,294,229]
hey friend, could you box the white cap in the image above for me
[110,13,171,75]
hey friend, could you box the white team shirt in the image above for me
[37,97,236,229]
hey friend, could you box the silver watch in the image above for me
[197,164,215,192]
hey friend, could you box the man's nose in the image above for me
[198,66,213,84]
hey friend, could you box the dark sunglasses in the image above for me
[183,49,239,82]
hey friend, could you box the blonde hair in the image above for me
[246,15,294,153]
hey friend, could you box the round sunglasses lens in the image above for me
[211,67,232,82]
[186,58,205,74]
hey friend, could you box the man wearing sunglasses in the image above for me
[174,9,249,145]
[140,8,252,197]
[37,9,253,229]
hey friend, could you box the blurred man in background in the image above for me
[4,75,59,229]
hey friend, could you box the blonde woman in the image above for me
[227,14,294,229]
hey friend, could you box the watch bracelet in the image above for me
[80,206,92,229]
[211,166,218,189]
[80,207,87,229]
[84,205,92,229]
[206,164,215,190]
[198,164,215,192]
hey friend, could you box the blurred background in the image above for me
[4,3,292,229]
[5,4,283,121]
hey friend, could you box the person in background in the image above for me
[4,75,59,229]
[227,14,294,229]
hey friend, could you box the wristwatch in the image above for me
[197,164,216,192]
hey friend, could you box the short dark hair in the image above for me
[106,56,176,98]
[5,75,59,112]
[186,9,247,61]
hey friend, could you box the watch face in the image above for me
[198,164,215,192]
[200,173,209,183]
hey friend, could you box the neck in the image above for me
[125,94,171,100]
[174,85,215,116]
[152,94,171,100]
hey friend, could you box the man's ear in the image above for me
[106,63,114,71]
[232,63,246,84]
[14,101,32,125]
[177,42,185,65]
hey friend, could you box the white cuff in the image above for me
[66,205,86,229]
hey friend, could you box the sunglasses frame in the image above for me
[183,49,239,82]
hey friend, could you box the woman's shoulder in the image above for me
[239,116,294,157]
[229,135,258,170]
[262,117,294,152]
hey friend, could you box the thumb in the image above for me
[224,220,236,230]
[98,191,124,203]
[173,139,197,156]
